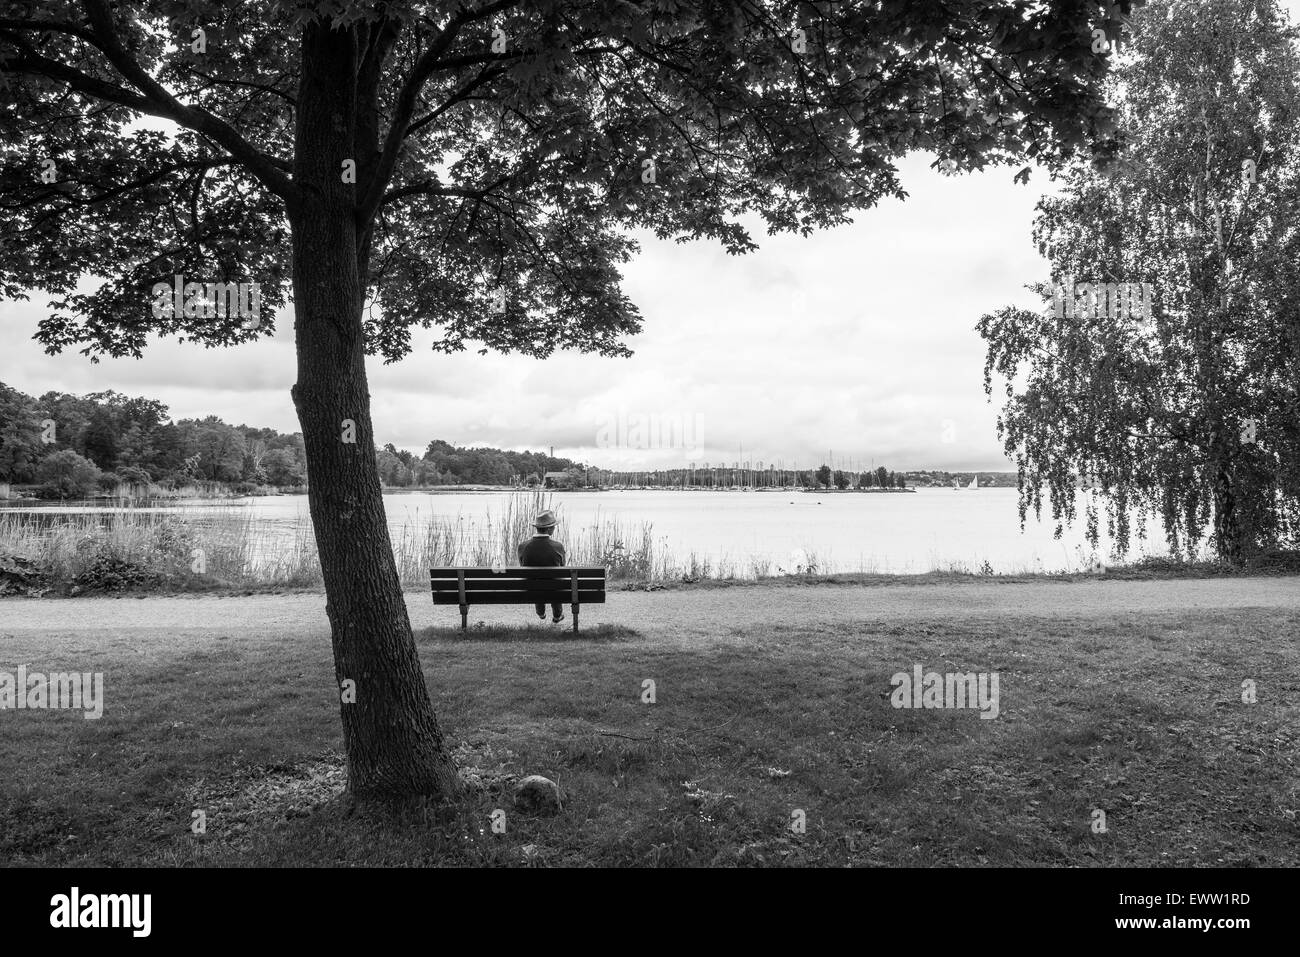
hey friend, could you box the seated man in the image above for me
[517,509,566,624]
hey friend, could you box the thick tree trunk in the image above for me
[288,23,458,801]
[1212,460,1244,567]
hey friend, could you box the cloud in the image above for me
[1,153,1053,470]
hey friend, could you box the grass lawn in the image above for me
[1,600,1297,866]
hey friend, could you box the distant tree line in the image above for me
[375,439,584,487]
[0,383,590,497]
[908,470,1018,488]
[2,382,938,498]
[1,382,307,498]
[588,464,909,489]
[824,466,907,490]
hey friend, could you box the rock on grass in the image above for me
[514,775,563,816]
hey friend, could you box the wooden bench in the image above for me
[430,566,606,632]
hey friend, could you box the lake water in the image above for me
[3,487,1177,574]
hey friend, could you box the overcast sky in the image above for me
[4,2,1296,473]
[0,152,1057,473]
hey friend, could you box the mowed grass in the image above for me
[1,606,1297,866]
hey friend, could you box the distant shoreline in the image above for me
[3,484,933,503]
[391,485,922,493]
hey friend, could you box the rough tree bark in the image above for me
[1208,414,1244,566]
[1213,460,1243,566]
[288,22,458,801]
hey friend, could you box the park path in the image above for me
[2,577,1298,642]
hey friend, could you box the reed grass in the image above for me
[389,490,674,583]
[0,505,323,591]
[0,491,687,592]
[3,490,1194,594]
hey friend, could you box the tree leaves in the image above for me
[979,0,1300,562]
[1,0,1124,364]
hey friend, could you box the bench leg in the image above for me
[459,603,468,631]
[572,603,579,632]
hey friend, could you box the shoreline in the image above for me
[5,563,1299,601]
[1,484,944,504]
[5,491,1296,597]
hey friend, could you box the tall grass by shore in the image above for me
[0,487,864,593]
[4,489,1275,595]
[0,490,692,593]
[388,489,677,583]
[0,506,307,592]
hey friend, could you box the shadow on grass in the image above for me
[419,622,639,643]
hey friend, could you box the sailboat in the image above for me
[968,475,979,489]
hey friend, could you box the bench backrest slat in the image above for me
[430,567,606,579]
[432,578,594,592]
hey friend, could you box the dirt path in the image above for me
[2,576,1298,641]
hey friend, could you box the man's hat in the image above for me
[533,510,557,529]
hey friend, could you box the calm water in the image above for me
[3,487,1176,574]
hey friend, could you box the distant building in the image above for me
[543,471,571,488]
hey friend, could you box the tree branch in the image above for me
[77,0,297,205]
[357,0,522,229]
[380,172,513,208]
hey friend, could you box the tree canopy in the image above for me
[979,0,1300,562]
[3,0,1129,362]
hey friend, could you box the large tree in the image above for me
[2,0,1128,800]
[979,0,1300,563]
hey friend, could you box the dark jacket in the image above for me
[518,534,566,567]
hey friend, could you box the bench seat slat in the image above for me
[434,587,605,595]
[428,574,605,582]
